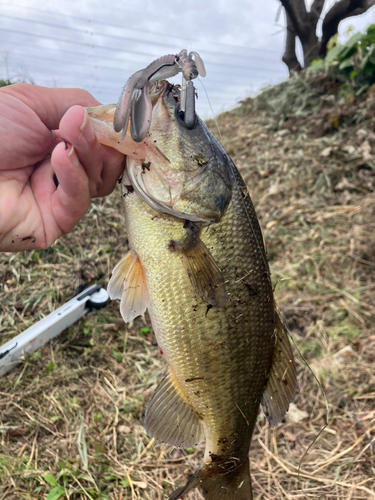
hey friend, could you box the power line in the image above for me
[0,28,284,76]
[0,59,283,97]
[0,11,281,64]
[0,0,281,55]
[1,13,176,53]
[0,1,286,113]
[0,26,280,70]
[0,41,284,83]
[0,27,166,60]
[0,53,267,103]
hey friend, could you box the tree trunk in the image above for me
[280,0,322,71]
[302,31,320,67]
[280,0,375,72]
[282,11,302,73]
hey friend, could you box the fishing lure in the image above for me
[113,50,205,141]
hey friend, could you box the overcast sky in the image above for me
[1,0,375,118]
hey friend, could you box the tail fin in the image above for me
[169,457,252,500]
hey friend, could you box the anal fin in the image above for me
[144,368,204,448]
[107,250,149,323]
[261,311,297,426]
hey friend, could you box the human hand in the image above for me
[0,84,125,252]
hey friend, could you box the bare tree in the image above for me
[280,0,375,73]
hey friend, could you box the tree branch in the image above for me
[279,0,308,39]
[320,0,375,57]
[282,11,303,73]
[310,0,325,24]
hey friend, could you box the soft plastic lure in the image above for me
[113,50,206,142]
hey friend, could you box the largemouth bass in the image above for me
[88,57,297,500]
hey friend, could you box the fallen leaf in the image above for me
[261,170,271,178]
[285,403,309,424]
[342,145,356,155]
[283,430,297,441]
[320,147,332,157]
[328,115,340,129]
[276,129,290,137]
[314,345,357,371]
[133,481,147,489]
[117,425,131,434]
[334,178,360,191]
[266,220,278,229]
[6,428,29,439]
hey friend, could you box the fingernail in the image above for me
[79,108,95,143]
[68,145,81,168]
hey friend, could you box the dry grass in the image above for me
[1,79,375,499]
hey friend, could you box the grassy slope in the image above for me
[1,77,374,499]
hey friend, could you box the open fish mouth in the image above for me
[88,74,233,223]
[122,80,233,223]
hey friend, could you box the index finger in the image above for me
[0,83,100,131]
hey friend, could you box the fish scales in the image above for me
[124,161,275,451]
[88,65,297,500]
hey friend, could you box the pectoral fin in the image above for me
[107,251,135,300]
[144,368,204,448]
[107,250,149,323]
[261,311,297,426]
[171,224,227,307]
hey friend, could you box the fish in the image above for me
[87,54,297,500]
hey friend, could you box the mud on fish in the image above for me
[87,49,297,500]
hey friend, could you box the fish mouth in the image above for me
[124,80,232,222]
[149,81,197,130]
[148,80,170,106]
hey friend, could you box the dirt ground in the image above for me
[1,75,374,499]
